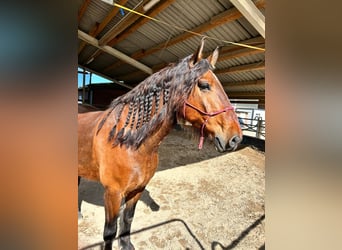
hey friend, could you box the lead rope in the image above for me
[183,101,234,149]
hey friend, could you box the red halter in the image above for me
[183,101,235,149]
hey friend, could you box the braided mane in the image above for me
[96,54,212,149]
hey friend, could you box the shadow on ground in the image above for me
[79,179,159,211]
[79,215,265,250]
[211,214,265,250]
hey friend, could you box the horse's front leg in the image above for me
[103,188,123,250]
[118,189,144,250]
[78,176,82,219]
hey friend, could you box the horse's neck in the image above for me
[143,107,176,152]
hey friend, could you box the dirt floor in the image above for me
[78,129,265,250]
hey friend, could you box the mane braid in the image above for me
[136,96,144,130]
[146,92,153,122]
[124,101,133,128]
[154,86,161,113]
[96,54,211,149]
[130,101,138,130]
[163,88,169,105]
[143,94,149,123]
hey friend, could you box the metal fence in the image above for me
[238,116,265,139]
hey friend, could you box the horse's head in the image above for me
[180,39,243,152]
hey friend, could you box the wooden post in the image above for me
[82,68,86,104]
[256,117,262,138]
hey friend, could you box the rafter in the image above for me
[89,0,176,63]
[215,61,265,75]
[95,0,129,38]
[223,79,265,88]
[99,0,150,46]
[78,0,129,56]
[111,41,265,82]
[103,0,265,72]
[104,37,264,74]
[78,29,153,75]
[230,0,265,38]
[78,23,99,55]
[228,91,265,99]
[218,44,264,62]
[78,0,92,23]
[107,0,177,46]
[131,0,265,60]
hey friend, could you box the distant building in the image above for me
[78,83,129,109]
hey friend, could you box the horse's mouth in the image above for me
[214,135,241,152]
[214,137,225,153]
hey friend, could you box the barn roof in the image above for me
[78,0,265,108]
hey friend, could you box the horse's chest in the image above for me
[127,154,158,189]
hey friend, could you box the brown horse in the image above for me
[78,39,242,250]
[78,103,99,113]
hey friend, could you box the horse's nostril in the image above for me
[228,135,241,149]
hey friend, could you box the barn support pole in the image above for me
[82,68,86,104]
[256,117,262,138]
[88,72,92,105]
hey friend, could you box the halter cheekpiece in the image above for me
[183,101,234,149]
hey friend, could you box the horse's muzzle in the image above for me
[227,135,242,151]
[215,135,242,152]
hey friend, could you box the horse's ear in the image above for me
[207,46,219,68]
[190,37,206,67]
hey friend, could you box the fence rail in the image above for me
[238,116,265,139]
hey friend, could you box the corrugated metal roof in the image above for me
[78,0,265,106]
[79,0,111,32]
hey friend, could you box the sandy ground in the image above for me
[78,129,265,250]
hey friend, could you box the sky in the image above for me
[78,67,112,88]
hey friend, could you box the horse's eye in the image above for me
[198,80,210,91]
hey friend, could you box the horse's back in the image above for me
[78,111,104,180]
[78,103,99,113]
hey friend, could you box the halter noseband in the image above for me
[183,101,234,149]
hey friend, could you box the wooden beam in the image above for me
[222,79,265,92]
[78,0,92,23]
[95,0,129,38]
[107,0,177,46]
[79,0,129,57]
[103,0,265,72]
[223,79,265,87]
[90,0,177,64]
[228,91,265,99]
[230,0,265,38]
[218,44,264,62]
[104,37,264,74]
[78,23,99,55]
[215,61,265,75]
[221,36,264,50]
[78,29,153,75]
[130,0,265,61]
[109,57,265,84]
[99,0,150,46]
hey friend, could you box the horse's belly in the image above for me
[78,163,100,181]
[78,111,103,181]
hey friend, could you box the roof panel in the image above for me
[79,0,112,32]
[78,0,266,103]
